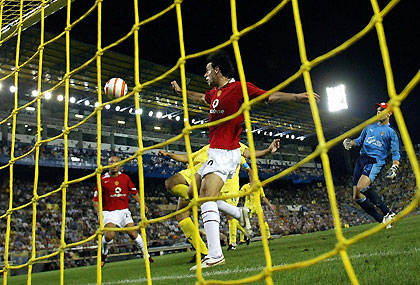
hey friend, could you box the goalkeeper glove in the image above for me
[343,138,353,150]
[386,164,399,179]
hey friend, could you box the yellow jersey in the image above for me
[241,183,265,210]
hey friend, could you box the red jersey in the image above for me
[205,80,266,149]
[93,172,137,211]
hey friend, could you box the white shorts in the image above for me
[103,209,134,228]
[197,148,241,183]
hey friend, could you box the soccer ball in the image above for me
[104,78,128,99]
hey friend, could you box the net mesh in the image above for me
[1,0,419,284]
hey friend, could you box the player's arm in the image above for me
[171,81,207,104]
[244,164,254,185]
[93,200,99,215]
[243,139,280,159]
[262,197,276,211]
[158,150,189,163]
[132,192,149,213]
[267,91,320,104]
[386,131,401,179]
[92,189,100,218]
[343,128,367,150]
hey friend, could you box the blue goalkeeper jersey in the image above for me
[354,123,401,164]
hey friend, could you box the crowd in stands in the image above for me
[0,142,323,179]
[0,145,418,270]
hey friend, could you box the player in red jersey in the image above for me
[93,156,153,267]
[171,50,319,270]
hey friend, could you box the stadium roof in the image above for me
[0,27,363,145]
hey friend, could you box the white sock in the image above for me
[217,200,241,220]
[201,201,223,258]
[102,236,113,255]
[134,234,150,257]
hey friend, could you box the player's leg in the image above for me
[194,173,225,268]
[102,222,116,255]
[102,211,118,256]
[227,216,238,250]
[365,162,395,228]
[362,162,390,215]
[222,194,243,249]
[190,148,241,270]
[355,175,383,223]
[216,200,252,236]
[165,173,189,200]
[101,211,119,267]
[263,212,271,239]
[176,197,208,257]
[352,157,383,223]
[200,174,225,247]
[124,209,154,263]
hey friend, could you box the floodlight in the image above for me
[326,84,348,112]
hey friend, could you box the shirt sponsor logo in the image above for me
[366,136,383,147]
[210,99,225,114]
[110,187,126,198]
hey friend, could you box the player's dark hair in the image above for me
[206,50,235,78]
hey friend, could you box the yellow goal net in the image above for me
[0,0,419,284]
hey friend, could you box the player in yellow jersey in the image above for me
[158,139,279,261]
[239,183,276,242]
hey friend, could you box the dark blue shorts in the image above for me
[352,155,384,186]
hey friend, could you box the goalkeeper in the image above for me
[343,102,401,228]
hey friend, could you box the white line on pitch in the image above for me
[78,247,420,284]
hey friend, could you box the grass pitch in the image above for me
[3,214,420,284]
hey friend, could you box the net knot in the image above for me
[63,128,71,135]
[135,149,143,157]
[96,49,104,57]
[389,98,400,108]
[59,244,66,252]
[60,182,68,190]
[96,167,104,175]
[132,23,141,32]
[242,103,251,111]
[64,26,71,32]
[300,61,312,72]
[372,14,383,24]
[230,32,241,42]
[177,57,186,66]
[9,158,16,165]
[138,220,147,228]
[335,240,349,251]
[95,104,103,112]
[11,109,18,116]
[182,127,191,136]
[31,196,39,203]
[133,85,143,93]
[174,0,183,5]
[316,142,328,154]
[37,45,44,52]
[34,141,42,148]
[5,209,13,217]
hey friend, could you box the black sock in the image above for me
[362,188,389,216]
[357,198,383,223]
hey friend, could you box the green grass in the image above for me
[3,215,420,284]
